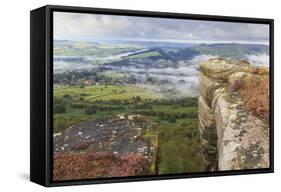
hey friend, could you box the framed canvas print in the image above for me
[30,5,274,187]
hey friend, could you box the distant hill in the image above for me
[171,43,269,60]
[54,40,100,48]
[124,43,269,61]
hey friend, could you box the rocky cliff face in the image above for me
[199,58,270,171]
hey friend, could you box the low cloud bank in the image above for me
[246,53,269,66]
[189,54,219,65]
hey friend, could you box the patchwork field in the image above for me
[54,85,163,101]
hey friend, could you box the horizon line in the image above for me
[54,37,269,46]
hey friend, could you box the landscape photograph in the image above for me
[52,12,270,181]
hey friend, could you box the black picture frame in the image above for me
[30,4,274,187]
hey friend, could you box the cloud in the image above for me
[54,12,132,39]
[189,54,219,65]
[246,53,269,66]
[54,12,269,44]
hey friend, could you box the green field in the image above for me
[54,85,163,101]
[54,44,140,57]
[125,51,160,59]
[101,71,128,79]
[54,85,162,133]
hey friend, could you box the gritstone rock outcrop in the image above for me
[199,58,270,171]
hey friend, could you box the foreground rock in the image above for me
[199,58,270,170]
[53,114,159,179]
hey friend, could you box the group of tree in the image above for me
[85,104,125,115]
[54,97,66,114]
[137,110,197,123]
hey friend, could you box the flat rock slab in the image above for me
[53,115,158,161]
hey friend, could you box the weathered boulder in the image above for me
[200,58,250,81]
[213,89,269,170]
[198,96,217,169]
[198,58,270,171]
[198,96,216,130]
[199,73,226,106]
[53,115,159,173]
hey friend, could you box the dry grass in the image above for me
[248,66,269,75]
[239,75,269,121]
[53,152,149,181]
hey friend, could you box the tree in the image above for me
[85,105,97,114]
[169,115,177,123]
[132,96,142,104]
[54,104,66,114]
[136,96,141,102]
[79,82,85,88]
[62,94,71,99]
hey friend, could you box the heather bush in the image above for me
[53,152,149,181]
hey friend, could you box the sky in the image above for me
[54,12,270,45]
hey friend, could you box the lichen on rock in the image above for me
[198,58,270,171]
[200,58,250,81]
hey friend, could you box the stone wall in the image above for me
[199,58,270,171]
